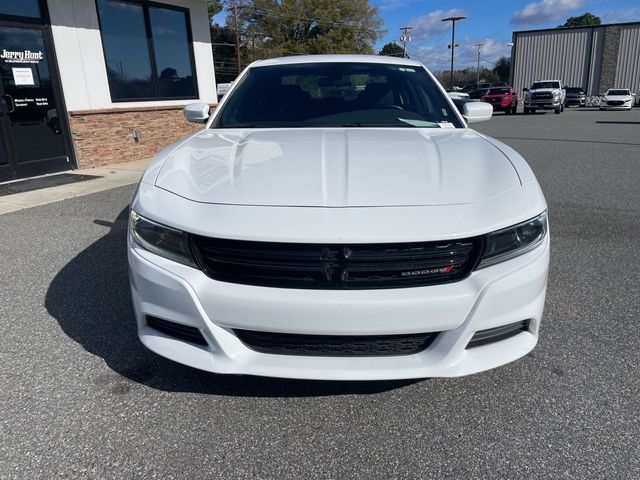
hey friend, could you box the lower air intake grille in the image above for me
[146,316,208,346]
[234,329,439,356]
[466,320,530,349]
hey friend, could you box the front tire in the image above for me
[554,107,561,114]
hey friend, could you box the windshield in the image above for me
[486,88,510,95]
[531,81,560,89]
[565,87,584,94]
[214,62,463,129]
[607,89,630,96]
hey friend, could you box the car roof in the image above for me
[533,79,561,83]
[250,54,425,69]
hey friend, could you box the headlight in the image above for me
[477,212,548,269]
[129,210,196,266]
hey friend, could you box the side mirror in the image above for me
[522,87,529,92]
[183,103,210,124]
[463,101,493,124]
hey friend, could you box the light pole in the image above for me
[441,16,466,90]
[475,43,484,85]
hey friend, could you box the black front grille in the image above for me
[190,236,481,290]
[531,92,553,100]
[608,100,624,106]
[234,329,439,356]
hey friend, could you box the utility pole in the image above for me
[233,3,241,75]
[475,43,484,85]
[441,16,466,90]
[399,26,412,58]
[251,35,256,62]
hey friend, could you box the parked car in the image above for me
[599,88,635,110]
[482,87,518,114]
[128,55,549,380]
[460,81,507,93]
[460,82,491,93]
[523,80,566,114]
[216,82,233,101]
[564,87,586,107]
[469,87,490,100]
[446,90,470,100]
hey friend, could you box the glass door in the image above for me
[0,23,70,181]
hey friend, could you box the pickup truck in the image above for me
[523,80,566,114]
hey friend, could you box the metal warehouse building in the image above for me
[510,22,640,96]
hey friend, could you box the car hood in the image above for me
[603,95,631,100]
[154,128,521,207]
[529,88,558,93]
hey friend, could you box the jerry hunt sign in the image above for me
[0,49,44,63]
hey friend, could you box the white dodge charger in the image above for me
[128,55,549,380]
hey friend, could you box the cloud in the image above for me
[511,0,584,26]
[410,9,469,41]
[409,38,512,72]
[600,8,640,24]
[377,0,410,12]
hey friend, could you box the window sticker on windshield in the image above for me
[438,121,455,129]
[398,67,416,72]
[398,118,439,127]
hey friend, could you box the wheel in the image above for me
[531,109,536,114]
[511,104,517,115]
[554,107,561,114]
[561,104,565,112]
[599,107,605,111]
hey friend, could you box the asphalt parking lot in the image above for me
[1,107,639,479]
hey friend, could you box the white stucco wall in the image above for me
[47,0,216,111]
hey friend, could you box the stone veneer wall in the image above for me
[68,106,208,169]
[598,25,622,93]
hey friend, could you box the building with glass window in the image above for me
[0,0,216,181]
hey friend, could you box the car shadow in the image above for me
[45,207,418,397]
[595,121,640,125]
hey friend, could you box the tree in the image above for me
[229,0,384,60]
[208,0,223,23]
[561,12,601,28]
[211,23,242,82]
[492,57,510,82]
[378,42,404,58]
[434,67,499,88]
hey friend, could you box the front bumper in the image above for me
[600,103,632,110]
[524,99,561,109]
[128,232,550,380]
[566,97,585,106]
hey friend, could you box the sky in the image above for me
[373,0,640,71]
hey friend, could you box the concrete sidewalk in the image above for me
[0,159,149,215]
